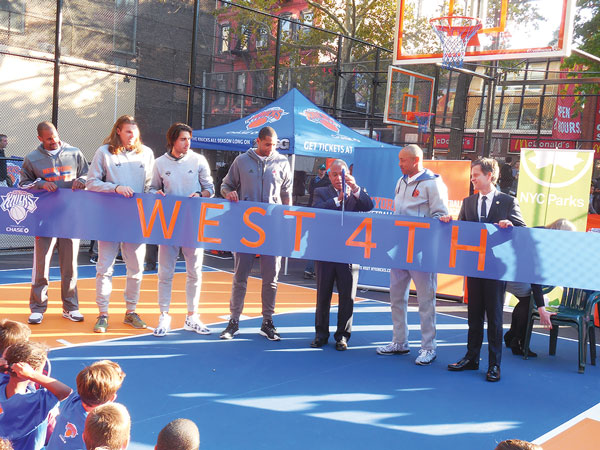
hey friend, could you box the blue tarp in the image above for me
[191,88,397,157]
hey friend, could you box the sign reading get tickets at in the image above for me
[0,186,599,291]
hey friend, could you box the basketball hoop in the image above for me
[406,111,434,133]
[430,16,482,69]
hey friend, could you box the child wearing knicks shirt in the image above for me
[0,342,72,450]
[45,360,125,450]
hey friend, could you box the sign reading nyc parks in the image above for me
[1,187,599,291]
[517,149,594,231]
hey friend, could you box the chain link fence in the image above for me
[2,1,598,251]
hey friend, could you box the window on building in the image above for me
[0,0,25,33]
[113,0,137,54]
[300,10,313,35]
[236,73,246,93]
[216,73,227,105]
[237,24,250,51]
[256,26,269,48]
[220,24,230,53]
[280,14,296,40]
[519,107,539,130]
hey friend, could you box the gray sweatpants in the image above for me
[229,252,280,321]
[30,236,79,313]
[390,268,438,351]
[157,245,204,313]
[95,241,145,314]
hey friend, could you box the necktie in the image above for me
[480,195,487,222]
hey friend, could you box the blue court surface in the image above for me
[46,299,600,450]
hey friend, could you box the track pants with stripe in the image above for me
[30,236,79,313]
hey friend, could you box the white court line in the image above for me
[533,402,600,445]
[45,265,321,353]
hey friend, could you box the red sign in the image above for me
[552,72,582,140]
[509,136,576,153]
[424,134,475,151]
[594,97,600,160]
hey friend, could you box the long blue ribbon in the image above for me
[1,187,599,290]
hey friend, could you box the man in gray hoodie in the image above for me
[376,144,449,366]
[219,126,292,341]
[19,121,88,324]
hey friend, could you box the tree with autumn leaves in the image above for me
[215,0,402,113]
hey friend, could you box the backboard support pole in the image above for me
[427,64,441,159]
[482,64,498,157]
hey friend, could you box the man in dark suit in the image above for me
[498,156,514,194]
[442,157,526,382]
[310,159,373,351]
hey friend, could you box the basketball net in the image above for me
[406,111,434,134]
[430,16,482,69]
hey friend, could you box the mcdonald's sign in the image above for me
[509,135,575,153]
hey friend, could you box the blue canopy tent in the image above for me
[191,88,400,276]
[191,88,398,157]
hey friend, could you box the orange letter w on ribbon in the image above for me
[136,198,181,239]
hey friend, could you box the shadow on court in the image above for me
[45,300,600,450]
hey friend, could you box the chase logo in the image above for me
[521,150,594,189]
[245,107,288,130]
[300,108,340,132]
[0,190,38,225]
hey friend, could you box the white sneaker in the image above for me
[63,310,84,322]
[415,349,437,365]
[184,314,211,335]
[376,342,410,355]
[28,312,43,324]
[153,312,171,337]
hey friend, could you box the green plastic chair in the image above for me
[523,288,600,373]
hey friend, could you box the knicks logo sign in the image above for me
[0,190,38,225]
[245,107,288,130]
[65,422,78,438]
[300,109,340,132]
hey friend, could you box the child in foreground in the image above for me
[0,341,72,450]
[46,360,126,450]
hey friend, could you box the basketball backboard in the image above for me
[394,0,576,65]
[383,66,435,128]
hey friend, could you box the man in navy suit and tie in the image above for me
[310,159,373,351]
[441,157,526,382]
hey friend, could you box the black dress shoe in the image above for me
[504,332,512,349]
[518,347,537,358]
[486,364,501,382]
[310,337,327,348]
[335,337,348,351]
[447,357,479,371]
